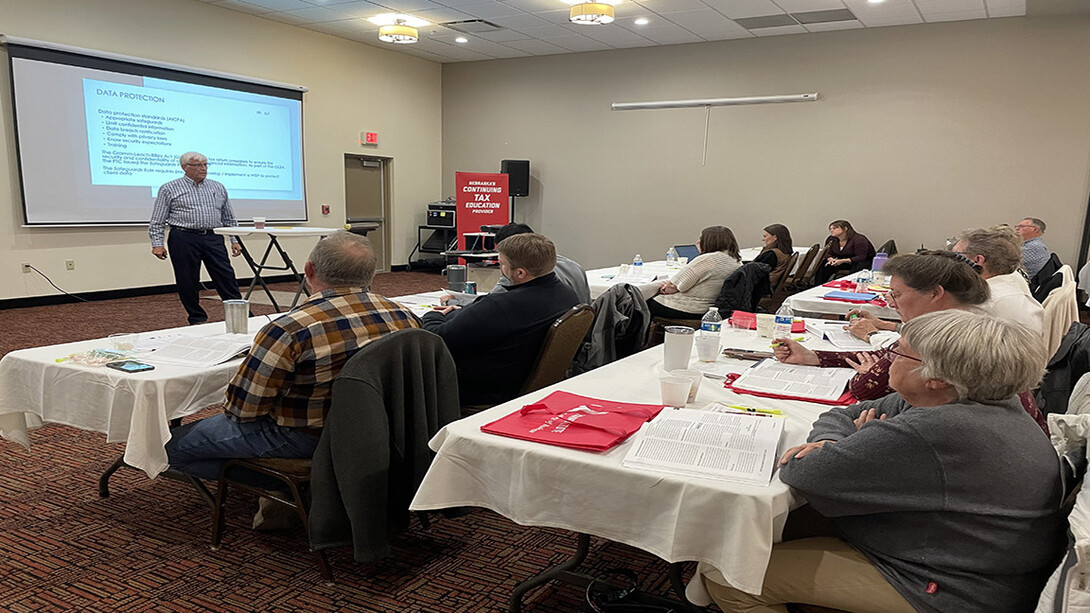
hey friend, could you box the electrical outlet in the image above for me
[22,263,31,274]
[65,259,75,271]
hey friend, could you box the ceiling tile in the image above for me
[859,14,923,24]
[261,10,314,23]
[661,8,739,30]
[414,6,476,20]
[502,0,569,11]
[539,34,614,51]
[277,5,347,20]
[501,38,570,53]
[371,0,445,11]
[514,22,574,36]
[703,0,784,19]
[489,13,551,27]
[302,0,370,5]
[986,3,1023,16]
[474,28,534,40]
[575,25,654,45]
[922,8,986,20]
[634,0,713,13]
[534,8,579,23]
[301,19,361,33]
[639,26,705,43]
[804,18,863,30]
[327,1,397,17]
[915,0,985,12]
[750,23,808,34]
[772,0,847,11]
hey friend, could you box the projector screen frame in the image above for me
[2,35,309,228]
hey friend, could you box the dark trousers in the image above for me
[167,229,241,324]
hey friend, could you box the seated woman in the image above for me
[704,310,1065,613]
[646,226,741,319]
[814,219,876,283]
[754,223,793,288]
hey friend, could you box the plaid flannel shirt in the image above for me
[224,288,420,428]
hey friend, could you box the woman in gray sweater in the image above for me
[704,310,1065,612]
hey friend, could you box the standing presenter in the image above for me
[149,151,243,325]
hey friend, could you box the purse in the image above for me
[585,568,678,613]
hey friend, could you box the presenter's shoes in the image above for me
[188,319,208,326]
[252,494,300,531]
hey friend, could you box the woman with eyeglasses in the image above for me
[705,310,1064,613]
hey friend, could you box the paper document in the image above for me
[142,334,253,367]
[731,359,854,402]
[611,273,658,285]
[805,321,873,351]
[623,407,784,485]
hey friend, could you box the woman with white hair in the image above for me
[954,225,1044,334]
[703,310,1065,613]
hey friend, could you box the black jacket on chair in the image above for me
[715,262,772,317]
[308,328,460,562]
[1037,322,1090,415]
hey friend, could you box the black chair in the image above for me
[1031,253,1063,302]
[877,239,898,256]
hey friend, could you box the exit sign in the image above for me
[360,131,379,147]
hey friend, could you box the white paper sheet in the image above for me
[730,359,854,402]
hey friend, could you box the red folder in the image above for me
[728,311,806,333]
[723,373,857,406]
[480,391,666,451]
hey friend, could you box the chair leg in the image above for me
[417,511,432,530]
[210,475,231,550]
[283,479,334,583]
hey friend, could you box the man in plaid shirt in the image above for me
[165,232,419,482]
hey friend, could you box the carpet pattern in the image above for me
[0,271,695,612]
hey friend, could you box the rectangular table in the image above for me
[410,323,846,606]
[786,273,900,320]
[0,316,273,478]
[214,226,343,312]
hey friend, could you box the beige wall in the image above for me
[441,16,1090,271]
[0,0,441,301]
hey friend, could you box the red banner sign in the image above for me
[456,172,509,250]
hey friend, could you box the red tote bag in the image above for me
[480,391,666,451]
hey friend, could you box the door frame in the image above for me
[343,153,392,273]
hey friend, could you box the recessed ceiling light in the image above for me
[867,0,886,4]
[367,13,429,27]
[455,36,468,43]
[634,17,649,25]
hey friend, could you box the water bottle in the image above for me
[700,306,722,334]
[871,251,888,272]
[665,246,678,265]
[856,268,873,294]
[774,302,794,339]
[633,253,643,268]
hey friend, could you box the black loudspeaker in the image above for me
[501,160,530,197]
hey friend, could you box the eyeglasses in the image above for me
[1014,224,1035,229]
[184,163,209,168]
[887,347,922,363]
[886,289,903,305]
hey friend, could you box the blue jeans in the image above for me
[165,414,320,487]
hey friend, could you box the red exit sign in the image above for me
[360,131,379,147]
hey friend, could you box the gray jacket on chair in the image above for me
[572,283,650,375]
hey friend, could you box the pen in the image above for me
[726,404,783,415]
[769,337,805,347]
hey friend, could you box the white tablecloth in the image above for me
[786,274,901,320]
[410,324,842,595]
[0,316,274,478]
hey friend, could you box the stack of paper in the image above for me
[805,321,873,351]
[141,334,253,368]
[623,407,784,486]
[731,359,854,402]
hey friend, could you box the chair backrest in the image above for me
[771,252,800,296]
[799,244,829,287]
[787,244,820,287]
[1043,265,1078,359]
[520,304,596,395]
[1033,253,1065,302]
[877,239,898,256]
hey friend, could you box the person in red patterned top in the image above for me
[165,231,419,482]
[774,250,1049,433]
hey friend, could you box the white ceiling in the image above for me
[196,0,1025,62]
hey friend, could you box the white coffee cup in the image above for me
[663,326,695,371]
[253,216,266,230]
[660,376,691,407]
[669,369,703,403]
[756,314,775,339]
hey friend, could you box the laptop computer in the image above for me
[674,244,700,262]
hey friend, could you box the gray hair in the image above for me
[955,225,1023,275]
[1025,217,1047,232]
[179,151,207,166]
[900,310,1045,402]
[307,231,376,289]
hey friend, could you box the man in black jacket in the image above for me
[422,233,579,405]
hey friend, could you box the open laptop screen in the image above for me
[674,244,700,261]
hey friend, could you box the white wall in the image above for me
[0,0,442,301]
[441,16,1090,270]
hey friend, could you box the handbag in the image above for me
[480,391,665,451]
[585,568,678,613]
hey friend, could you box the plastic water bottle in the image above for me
[774,302,794,339]
[871,251,888,272]
[665,246,678,266]
[856,268,873,294]
[633,253,643,268]
[700,306,722,334]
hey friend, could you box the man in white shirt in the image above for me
[953,225,1043,334]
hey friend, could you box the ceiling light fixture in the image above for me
[569,2,615,25]
[634,17,649,25]
[378,20,419,44]
[455,36,469,43]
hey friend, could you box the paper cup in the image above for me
[253,216,266,230]
[669,369,703,403]
[663,326,695,371]
[660,376,691,407]
[756,314,775,339]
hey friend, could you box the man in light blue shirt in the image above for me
[149,152,242,324]
[1015,217,1050,277]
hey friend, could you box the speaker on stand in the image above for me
[501,160,530,223]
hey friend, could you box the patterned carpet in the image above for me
[0,272,694,612]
